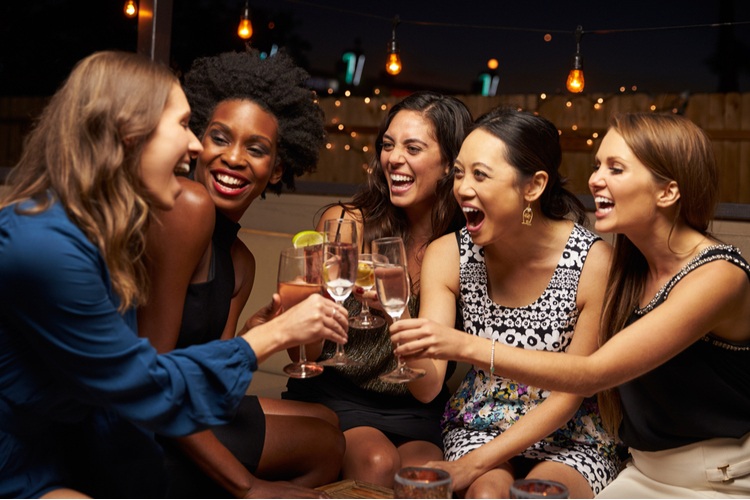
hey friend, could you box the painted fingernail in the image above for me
[355,287,364,294]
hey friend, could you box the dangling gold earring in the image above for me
[522,203,533,226]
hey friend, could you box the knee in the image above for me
[317,421,346,461]
[349,444,400,478]
[466,480,502,499]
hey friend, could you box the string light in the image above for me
[386,15,402,76]
[123,0,137,18]
[566,25,584,93]
[237,1,253,40]
[258,2,750,96]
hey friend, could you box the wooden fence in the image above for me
[3,92,750,204]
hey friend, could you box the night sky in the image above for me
[2,0,750,96]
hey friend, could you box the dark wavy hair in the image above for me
[347,91,472,257]
[182,49,325,194]
[471,107,586,224]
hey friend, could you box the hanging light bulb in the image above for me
[566,25,584,93]
[123,0,137,18]
[237,1,253,40]
[385,15,402,76]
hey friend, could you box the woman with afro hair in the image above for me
[137,49,344,498]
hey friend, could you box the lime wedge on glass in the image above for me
[292,230,324,248]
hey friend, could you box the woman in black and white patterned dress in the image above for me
[387,108,619,498]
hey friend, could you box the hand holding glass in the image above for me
[277,245,324,378]
[372,237,425,383]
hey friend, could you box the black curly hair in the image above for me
[182,49,325,194]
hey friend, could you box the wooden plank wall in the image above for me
[2,93,750,203]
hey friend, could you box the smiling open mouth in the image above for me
[390,173,414,190]
[463,206,485,230]
[213,172,249,191]
[595,196,614,213]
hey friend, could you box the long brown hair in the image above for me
[597,112,718,434]
[0,51,178,311]
[338,91,472,293]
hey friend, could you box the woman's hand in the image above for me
[243,293,283,331]
[420,459,484,494]
[389,318,463,361]
[241,294,348,363]
[352,287,381,311]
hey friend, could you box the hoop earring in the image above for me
[522,203,533,226]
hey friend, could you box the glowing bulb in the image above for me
[386,16,402,76]
[237,2,253,40]
[566,25,585,94]
[386,51,402,75]
[487,58,499,70]
[566,69,584,93]
[123,0,137,18]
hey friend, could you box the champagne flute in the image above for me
[348,253,386,329]
[319,219,361,366]
[278,245,325,378]
[372,237,426,383]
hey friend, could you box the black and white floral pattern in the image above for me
[442,225,619,494]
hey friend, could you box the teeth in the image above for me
[462,207,479,213]
[390,174,413,182]
[216,173,246,186]
[174,163,190,174]
[595,196,613,204]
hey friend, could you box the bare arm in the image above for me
[402,233,458,402]
[394,257,750,397]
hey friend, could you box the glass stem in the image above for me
[334,298,347,357]
[361,297,371,318]
[393,315,404,368]
[334,342,346,358]
[299,343,307,363]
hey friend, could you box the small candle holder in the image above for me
[509,479,569,498]
[393,467,452,499]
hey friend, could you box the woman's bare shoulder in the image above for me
[149,178,215,253]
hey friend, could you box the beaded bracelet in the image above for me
[490,339,496,375]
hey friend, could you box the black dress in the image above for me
[284,294,455,448]
[161,210,266,498]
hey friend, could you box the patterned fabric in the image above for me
[442,224,619,494]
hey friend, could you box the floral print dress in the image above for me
[442,225,619,494]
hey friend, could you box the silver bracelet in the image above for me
[490,339,496,375]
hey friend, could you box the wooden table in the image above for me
[317,479,394,498]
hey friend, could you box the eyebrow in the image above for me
[208,121,274,146]
[455,159,493,170]
[382,133,429,147]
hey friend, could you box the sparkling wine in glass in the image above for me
[319,219,361,367]
[349,253,386,329]
[278,245,324,378]
[372,237,425,383]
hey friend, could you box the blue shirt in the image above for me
[0,200,257,497]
